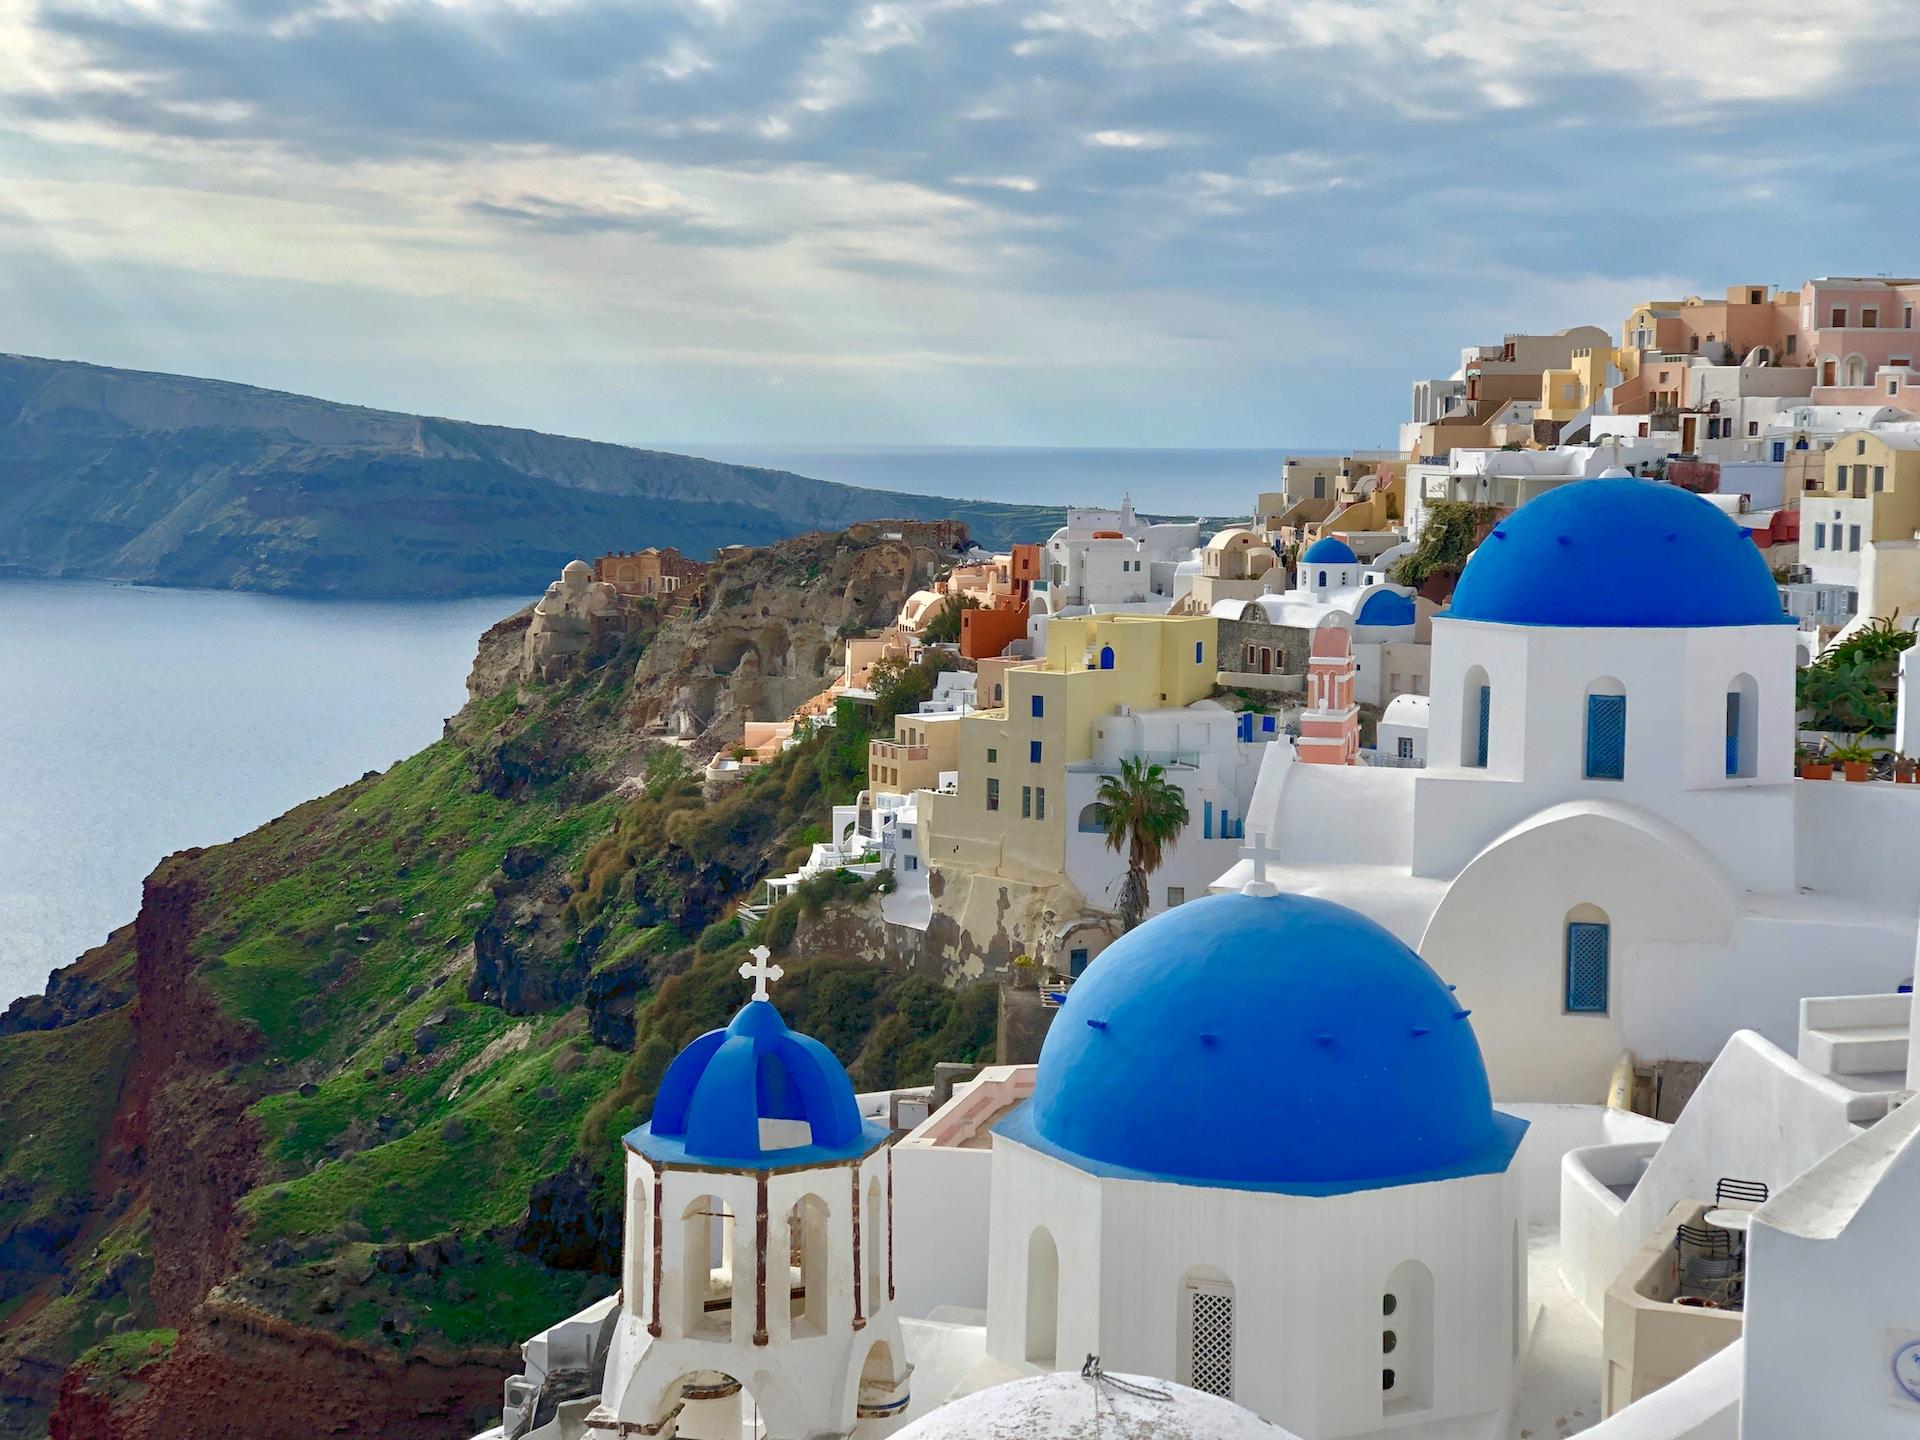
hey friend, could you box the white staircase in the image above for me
[1798,992,1913,1088]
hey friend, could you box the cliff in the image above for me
[0,522,999,1440]
[0,353,1062,597]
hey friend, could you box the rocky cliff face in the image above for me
[0,352,1060,597]
[0,521,1000,1440]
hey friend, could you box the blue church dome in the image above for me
[1301,535,1358,565]
[1446,478,1789,628]
[1355,588,1416,627]
[998,892,1524,1195]
[630,998,886,1169]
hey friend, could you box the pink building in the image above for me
[1802,277,1920,402]
[1297,627,1359,766]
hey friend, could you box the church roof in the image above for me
[894,1370,1292,1439]
[999,890,1524,1195]
[1353,587,1416,627]
[628,993,885,1170]
[1300,535,1358,565]
[1445,477,1791,629]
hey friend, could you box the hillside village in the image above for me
[463,275,1920,1440]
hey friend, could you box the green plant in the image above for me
[922,592,981,645]
[1390,501,1503,588]
[1827,734,1889,766]
[1798,653,1899,733]
[1090,756,1191,931]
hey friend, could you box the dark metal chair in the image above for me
[1714,1177,1769,1207]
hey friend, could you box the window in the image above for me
[1098,645,1115,670]
[1194,640,1205,665]
[1748,420,1759,436]
[1908,305,1915,329]
[1462,670,1491,769]
[1166,886,1186,907]
[1031,695,1044,718]
[1850,525,1862,552]
[1035,787,1046,821]
[1876,466,1886,491]
[1787,333,1798,355]
[1864,307,1879,328]
[1814,523,1826,550]
[987,747,997,763]
[1313,476,1326,498]
[1584,688,1627,780]
[986,778,1000,812]
[1832,305,1847,327]
[1179,1269,1235,1399]
[1858,438,1868,455]
[1381,1260,1434,1414]
[1317,570,1328,588]
[1021,785,1032,819]
[1029,740,1042,764]
[1837,465,1849,485]
[1397,737,1414,760]
[1725,689,1743,777]
[1565,919,1610,1013]
[904,855,918,871]
[1025,1229,1060,1365]
[1077,802,1104,833]
[1202,798,1213,839]
[1068,947,1090,977]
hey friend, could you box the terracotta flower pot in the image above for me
[1897,768,1918,785]
[1800,762,1833,780]
[1843,761,1870,782]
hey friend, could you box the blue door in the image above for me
[1724,692,1742,777]
[1584,694,1626,780]
[1099,646,1114,670]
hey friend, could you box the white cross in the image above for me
[1239,831,1283,897]
[741,944,784,1002]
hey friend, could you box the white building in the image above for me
[1374,693,1429,768]
[977,884,1528,1438]
[1213,478,1920,1103]
[1025,497,1200,656]
[1061,699,1272,922]
[1405,441,1672,541]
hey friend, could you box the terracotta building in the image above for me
[594,547,707,598]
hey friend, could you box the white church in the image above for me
[478,477,1920,1440]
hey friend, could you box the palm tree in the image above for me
[1092,756,1191,931]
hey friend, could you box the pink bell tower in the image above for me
[1298,626,1359,765]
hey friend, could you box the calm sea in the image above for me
[0,582,527,1006]
[675,444,1315,518]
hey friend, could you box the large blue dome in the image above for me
[999,892,1524,1194]
[1446,478,1789,628]
[630,1000,885,1169]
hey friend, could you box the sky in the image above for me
[3,1,1918,450]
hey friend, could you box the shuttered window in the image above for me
[1565,922,1610,1014]
[1474,684,1491,768]
[1186,1285,1234,1398]
[1584,694,1626,780]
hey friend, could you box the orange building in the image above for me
[957,542,1042,660]
[594,547,707,598]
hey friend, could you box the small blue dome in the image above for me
[630,1000,885,1169]
[1301,536,1358,565]
[999,892,1524,1194]
[1355,588,1416,627]
[1447,478,1789,628]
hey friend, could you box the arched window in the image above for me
[865,1176,883,1317]
[1179,1265,1235,1399]
[1583,678,1627,780]
[626,1178,650,1314]
[1564,904,1610,1014]
[1726,673,1759,778]
[1317,569,1329,588]
[1098,646,1115,670]
[788,1193,831,1337]
[1845,353,1868,387]
[1025,1228,1059,1366]
[1461,665,1491,769]
[682,1194,734,1337]
[1821,356,1838,386]
[1077,802,1105,834]
[1382,1259,1433,1415]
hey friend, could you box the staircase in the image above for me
[1799,992,1913,1090]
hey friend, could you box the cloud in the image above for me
[0,0,1916,445]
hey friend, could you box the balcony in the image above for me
[870,742,930,762]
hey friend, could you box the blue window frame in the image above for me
[1317,570,1328,587]
[1194,640,1205,664]
[1584,693,1626,780]
[1203,799,1214,839]
[1029,740,1042,764]
[1031,694,1044,718]
[1473,684,1491,768]
[1565,922,1610,1013]
[1262,715,1276,733]
[1724,692,1742,777]
[1069,947,1090,978]
[1099,645,1115,669]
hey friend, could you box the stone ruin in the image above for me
[523,559,623,682]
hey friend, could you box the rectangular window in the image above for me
[1020,785,1031,819]
[1031,694,1044,718]
[1474,684,1491,768]
[986,747,997,763]
[1787,333,1798,354]
[1068,947,1090,978]
[1832,305,1847,327]
[1029,740,1042,764]
[1397,736,1414,759]
[1858,438,1868,455]
[1908,306,1915,329]
[986,778,1000,812]
[1851,525,1862,551]
[1202,799,1214,839]
[1814,523,1826,549]
[1876,466,1886,491]
[1565,922,1610,1014]
[1864,307,1879,328]
[1584,693,1627,781]
[1837,465,1849,484]
[1748,421,1759,436]
[1166,886,1186,907]
[905,855,918,871]
[1194,640,1205,665]
[1725,692,1741,777]
[1035,787,1046,821]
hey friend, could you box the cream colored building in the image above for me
[868,712,963,799]
[917,613,1219,968]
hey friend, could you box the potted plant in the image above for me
[1896,756,1919,785]
[1827,735,1887,782]
[1796,745,1832,781]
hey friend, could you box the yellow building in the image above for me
[1536,346,1619,425]
[867,712,963,799]
[917,613,1218,962]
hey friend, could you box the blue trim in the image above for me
[1031,694,1044,718]
[1099,645,1115,669]
[629,1118,889,1170]
[1564,922,1610,1014]
[1474,684,1491,768]
[1725,692,1741,777]
[996,1104,1528,1198]
[1195,640,1205,664]
[1030,739,1043,764]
